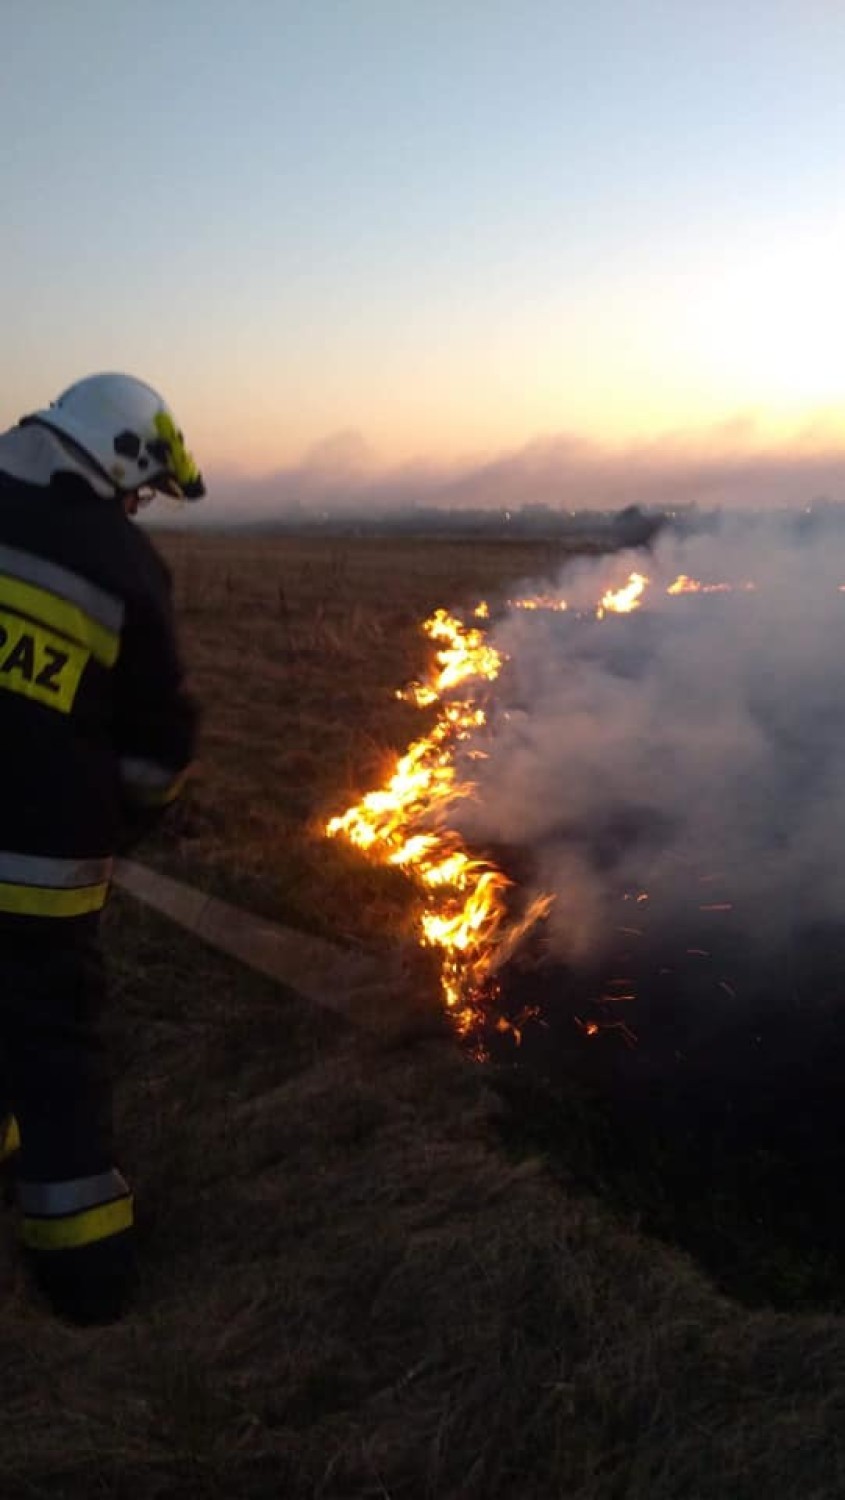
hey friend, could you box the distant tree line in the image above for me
[211,502,670,546]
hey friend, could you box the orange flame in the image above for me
[597,571,649,618]
[666,574,755,595]
[326,608,554,1028]
[667,573,703,595]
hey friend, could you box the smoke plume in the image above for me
[197,417,845,523]
[451,512,845,969]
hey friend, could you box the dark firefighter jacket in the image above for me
[0,422,197,927]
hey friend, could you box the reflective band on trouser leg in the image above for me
[0,882,109,917]
[19,1168,133,1251]
[0,852,112,918]
[21,1197,134,1251]
[0,1114,21,1164]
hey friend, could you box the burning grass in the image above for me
[324,605,552,1028]
[307,543,845,1306]
[4,532,845,1497]
[322,566,655,1028]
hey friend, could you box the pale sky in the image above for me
[2,0,844,505]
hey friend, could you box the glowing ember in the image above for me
[578,1019,601,1037]
[596,571,649,618]
[666,573,735,595]
[495,1005,541,1047]
[667,574,756,595]
[667,573,703,595]
[508,594,569,612]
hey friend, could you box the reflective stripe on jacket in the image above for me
[0,436,198,917]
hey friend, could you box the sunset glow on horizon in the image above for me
[2,1,844,508]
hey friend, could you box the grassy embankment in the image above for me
[2,532,845,1499]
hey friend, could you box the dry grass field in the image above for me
[2,530,845,1499]
[152,531,592,944]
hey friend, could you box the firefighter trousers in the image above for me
[0,924,135,1321]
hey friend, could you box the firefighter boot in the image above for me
[19,1170,138,1325]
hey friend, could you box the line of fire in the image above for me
[326,568,734,1042]
[326,560,845,1055]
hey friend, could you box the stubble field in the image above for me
[2,530,845,1500]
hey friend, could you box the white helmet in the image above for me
[25,372,205,501]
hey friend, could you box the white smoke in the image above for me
[192,416,845,523]
[452,512,845,968]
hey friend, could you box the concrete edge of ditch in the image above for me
[114,859,396,1029]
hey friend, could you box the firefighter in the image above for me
[0,372,203,1323]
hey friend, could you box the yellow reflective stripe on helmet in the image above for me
[0,881,109,917]
[153,410,201,489]
[0,576,120,668]
[0,1115,21,1164]
[21,1195,134,1251]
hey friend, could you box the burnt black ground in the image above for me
[486,910,845,1311]
[467,590,845,1309]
